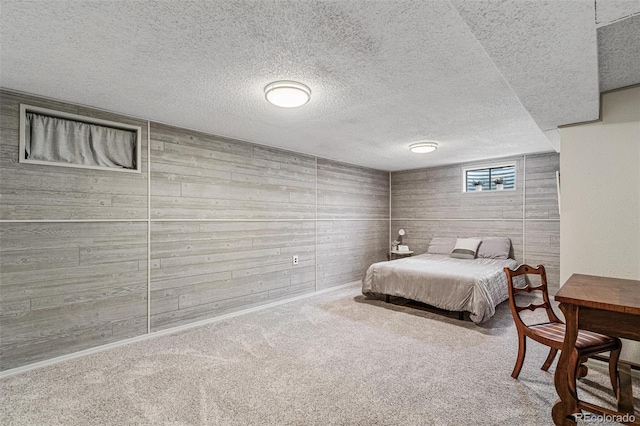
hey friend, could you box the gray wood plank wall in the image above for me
[0,89,560,373]
[0,90,150,371]
[391,153,560,291]
[0,222,148,371]
[390,219,524,261]
[523,153,560,287]
[150,122,316,220]
[392,156,525,220]
[148,123,319,331]
[150,220,316,331]
[316,158,389,290]
[0,91,390,370]
[0,91,149,220]
[317,158,389,219]
[317,220,388,290]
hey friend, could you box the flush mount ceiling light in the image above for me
[409,142,438,153]
[264,81,311,108]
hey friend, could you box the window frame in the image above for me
[19,104,142,174]
[462,162,517,193]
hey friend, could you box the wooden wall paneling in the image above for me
[390,219,524,260]
[0,90,149,220]
[525,220,560,292]
[317,158,389,219]
[150,221,316,331]
[0,91,395,372]
[316,159,390,289]
[392,156,524,220]
[150,122,316,220]
[391,153,560,290]
[0,222,148,371]
[316,220,388,290]
[524,153,560,220]
[523,153,560,291]
[391,155,526,261]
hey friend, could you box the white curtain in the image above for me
[25,113,136,169]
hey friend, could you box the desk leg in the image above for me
[553,303,580,425]
[618,363,634,414]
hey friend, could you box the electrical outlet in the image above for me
[292,255,299,265]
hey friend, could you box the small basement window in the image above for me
[19,104,142,173]
[463,163,515,192]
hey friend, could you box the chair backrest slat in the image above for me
[513,285,545,294]
[503,264,562,327]
[515,302,548,313]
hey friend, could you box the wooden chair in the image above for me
[503,264,622,394]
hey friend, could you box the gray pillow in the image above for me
[451,238,482,259]
[477,237,511,259]
[426,237,456,254]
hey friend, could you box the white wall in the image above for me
[560,85,640,284]
[560,85,640,364]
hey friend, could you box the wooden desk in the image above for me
[553,274,640,425]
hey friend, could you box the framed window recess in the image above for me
[19,104,142,173]
[463,163,516,192]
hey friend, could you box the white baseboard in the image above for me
[0,281,360,379]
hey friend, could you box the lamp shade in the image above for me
[409,142,438,153]
[264,81,311,108]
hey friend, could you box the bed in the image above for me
[362,237,522,324]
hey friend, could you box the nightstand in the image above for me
[389,250,414,260]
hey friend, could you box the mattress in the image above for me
[362,253,520,323]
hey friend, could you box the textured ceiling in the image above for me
[0,1,637,171]
[595,0,640,26]
[451,0,599,132]
[598,14,640,92]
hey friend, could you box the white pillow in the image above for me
[450,238,482,259]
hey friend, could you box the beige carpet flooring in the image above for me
[1,283,637,425]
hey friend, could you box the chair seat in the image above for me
[528,322,617,349]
